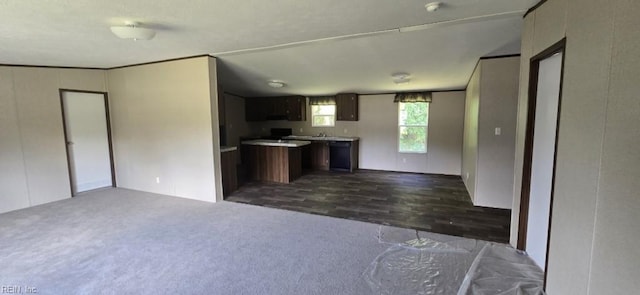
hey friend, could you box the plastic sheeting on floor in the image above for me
[364,227,545,295]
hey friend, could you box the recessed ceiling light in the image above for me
[110,21,156,41]
[425,2,441,12]
[267,80,286,88]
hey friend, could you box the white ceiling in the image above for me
[0,0,537,96]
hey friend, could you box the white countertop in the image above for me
[220,146,237,152]
[241,139,311,147]
[283,135,360,142]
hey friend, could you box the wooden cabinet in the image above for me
[269,97,287,119]
[310,141,330,171]
[221,149,238,198]
[242,144,303,183]
[336,93,358,121]
[245,96,306,121]
[245,98,269,121]
[285,96,306,121]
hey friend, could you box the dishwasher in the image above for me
[329,141,351,172]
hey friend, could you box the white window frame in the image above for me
[311,104,336,127]
[398,102,429,154]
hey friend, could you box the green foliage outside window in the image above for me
[312,105,336,127]
[399,102,429,153]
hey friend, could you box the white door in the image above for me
[62,91,113,194]
[526,52,563,269]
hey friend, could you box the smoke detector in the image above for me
[425,2,441,12]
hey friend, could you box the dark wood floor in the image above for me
[226,170,511,243]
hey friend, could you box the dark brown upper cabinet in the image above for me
[336,93,359,121]
[244,98,269,122]
[285,96,306,121]
[245,96,306,121]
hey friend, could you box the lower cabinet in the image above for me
[310,141,330,171]
[306,140,358,172]
[328,141,359,172]
[221,150,238,198]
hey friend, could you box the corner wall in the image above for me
[106,57,219,202]
[476,57,519,209]
[512,0,640,293]
[0,67,107,213]
[462,57,520,209]
[462,65,480,201]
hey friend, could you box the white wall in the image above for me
[0,67,107,214]
[462,57,520,209]
[513,0,640,293]
[462,65,480,200]
[107,56,219,203]
[358,94,403,171]
[475,57,520,209]
[252,91,465,175]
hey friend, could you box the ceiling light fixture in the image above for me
[425,2,441,12]
[110,21,156,41]
[392,73,411,85]
[267,80,286,88]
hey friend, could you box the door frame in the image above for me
[59,89,117,195]
[516,38,566,285]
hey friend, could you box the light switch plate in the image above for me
[495,127,501,135]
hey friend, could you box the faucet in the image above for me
[318,132,327,137]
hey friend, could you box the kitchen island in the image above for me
[241,139,311,184]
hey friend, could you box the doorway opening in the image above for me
[517,39,566,275]
[60,89,116,195]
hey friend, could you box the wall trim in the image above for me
[107,54,214,70]
[1,54,215,71]
[524,0,549,19]
[236,89,466,99]
[480,54,521,60]
[0,64,104,70]
[357,168,461,178]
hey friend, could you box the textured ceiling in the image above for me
[0,0,537,95]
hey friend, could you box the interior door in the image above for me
[61,91,114,194]
[525,52,563,269]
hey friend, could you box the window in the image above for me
[398,102,429,153]
[312,105,336,127]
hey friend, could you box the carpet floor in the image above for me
[1,188,488,294]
